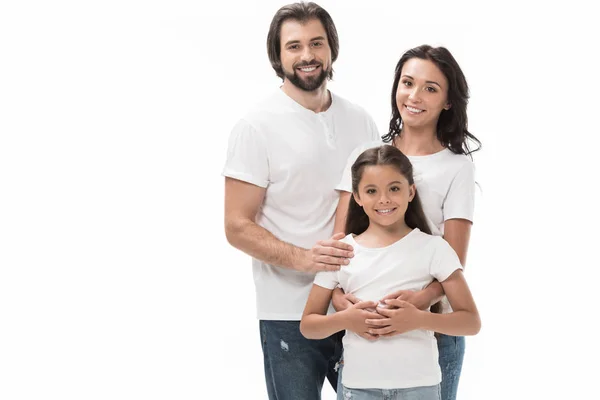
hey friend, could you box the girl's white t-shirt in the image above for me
[313,229,462,389]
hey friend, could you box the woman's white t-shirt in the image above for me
[313,229,462,389]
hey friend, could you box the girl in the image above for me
[332,45,482,400]
[300,145,480,400]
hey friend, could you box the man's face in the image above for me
[279,18,332,91]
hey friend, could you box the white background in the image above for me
[1,1,599,399]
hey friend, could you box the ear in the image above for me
[444,102,452,110]
[353,192,363,207]
[408,184,416,202]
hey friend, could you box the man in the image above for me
[223,2,379,399]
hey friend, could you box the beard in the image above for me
[283,61,330,92]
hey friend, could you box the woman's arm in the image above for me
[444,219,472,267]
[419,269,480,335]
[368,269,480,337]
[300,284,379,340]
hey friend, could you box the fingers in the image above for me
[329,232,346,241]
[375,307,394,317]
[365,317,391,326]
[344,293,361,304]
[315,254,350,266]
[384,299,414,308]
[354,300,378,310]
[369,326,395,336]
[381,290,405,301]
[316,239,354,255]
[314,263,341,272]
[313,245,354,260]
[358,332,379,340]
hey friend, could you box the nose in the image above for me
[301,46,315,62]
[408,87,421,103]
[378,194,391,204]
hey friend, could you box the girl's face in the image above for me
[395,58,449,131]
[353,164,415,229]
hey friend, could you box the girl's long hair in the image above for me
[345,145,431,236]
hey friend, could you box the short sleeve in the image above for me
[429,238,463,282]
[368,115,380,141]
[222,119,269,188]
[313,270,339,290]
[443,161,475,222]
[336,141,381,193]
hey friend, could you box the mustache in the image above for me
[293,61,321,68]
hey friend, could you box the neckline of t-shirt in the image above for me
[276,87,337,116]
[406,148,453,161]
[348,228,420,252]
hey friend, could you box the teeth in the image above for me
[406,106,424,113]
[376,209,394,214]
[300,66,317,72]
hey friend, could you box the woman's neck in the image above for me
[395,126,444,156]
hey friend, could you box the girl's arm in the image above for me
[300,285,347,339]
[301,284,379,340]
[418,269,480,335]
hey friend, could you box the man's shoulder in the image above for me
[331,92,372,118]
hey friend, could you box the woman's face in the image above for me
[395,58,450,131]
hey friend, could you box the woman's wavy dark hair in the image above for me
[382,45,481,156]
[345,145,431,236]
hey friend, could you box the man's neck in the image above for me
[281,80,331,113]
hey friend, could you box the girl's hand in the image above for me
[380,289,428,310]
[342,301,386,340]
[366,299,424,337]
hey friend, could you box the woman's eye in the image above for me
[366,189,376,194]
[426,86,437,93]
[390,186,400,192]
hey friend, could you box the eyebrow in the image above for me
[284,36,326,46]
[401,74,442,88]
[363,181,404,188]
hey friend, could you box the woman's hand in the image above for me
[332,287,362,312]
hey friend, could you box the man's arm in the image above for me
[224,177,352,273]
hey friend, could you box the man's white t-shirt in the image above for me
[313,229,462,389]
[222,89,379,320]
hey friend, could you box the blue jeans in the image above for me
[437,334,465,400]
[259,320,344,400]
[339,385,441,400]
[336,335,465,400]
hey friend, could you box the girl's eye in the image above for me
[311,42,322,47]
[402,80,412,87]
[366,189,376,194]
[426,86,437,93]
[390,186,400,192]
[288,45,299,50]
